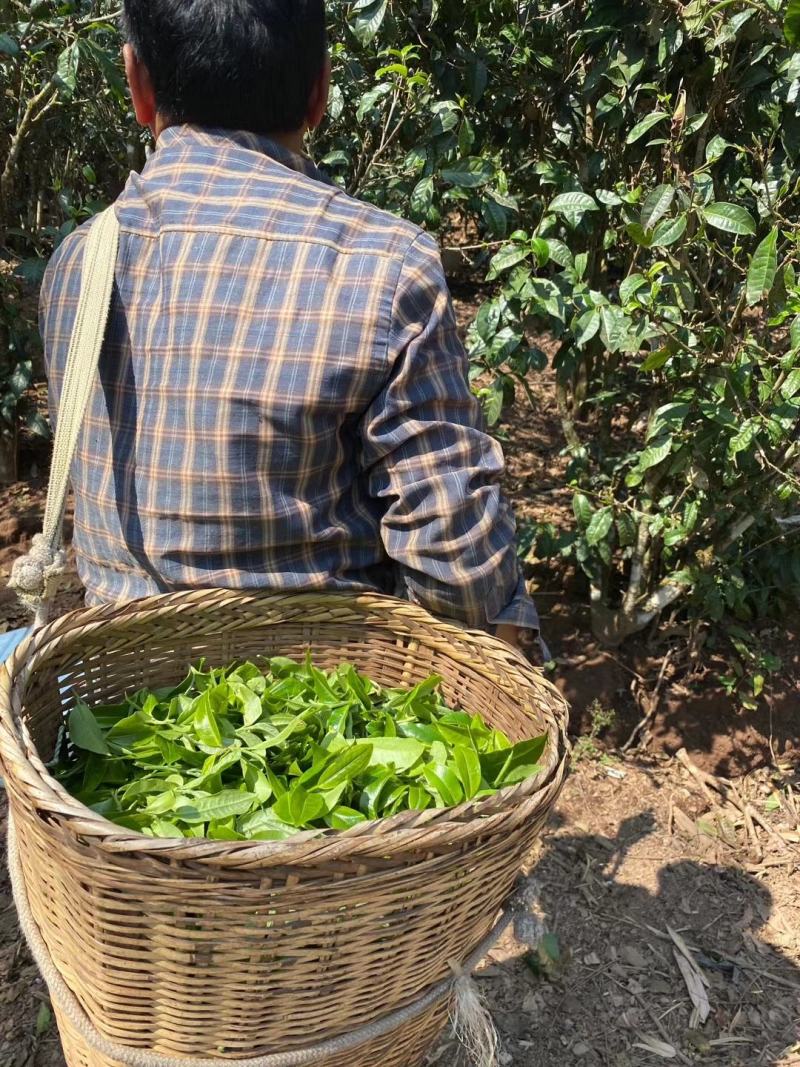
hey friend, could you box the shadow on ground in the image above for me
[489,832,796,1065]
[433,767,800,1067]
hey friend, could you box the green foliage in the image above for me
[54,656,545,839]
[34,1002,52,1037]
[572,700,617,763]
[715,625,783,710]
[437,0,800,651]
[0,0,142,477]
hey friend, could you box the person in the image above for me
[37,0,538,648]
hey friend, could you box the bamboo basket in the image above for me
[0,589,569,1067]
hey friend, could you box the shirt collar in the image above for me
[156,124,332,186]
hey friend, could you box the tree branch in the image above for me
[1,82,60,228]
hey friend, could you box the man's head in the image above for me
[122,0,328,141]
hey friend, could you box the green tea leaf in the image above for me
[440,157,494,189]
[68,702,110,755]
[0,34,20,56]
[626,112,669,144]
[453,746,482,798]
[349,0,388,45]
[638,435,673,472]
[786,0,800,45]
[728,419,757,457]
[55,43,80,97]
[640,185,675,231]
[35,1003,52,1035]
[192,688,224,747]
[175,790,257,824]
[619,274,648,306]
[585,507,614,547]
[142,789,178,815]
[273,785,327,827]
[56,656,546,841]
[237,808,296,837]
[701,202,757,236]
[407,785,433,811]
[746,227,778,306]
[641,347,672,372]
[259,707,319,749]
[229,680,263,725]
[481,736,547,787]
[573,492,593,529]
[625,222,653,248]
[549,191,599,215]
[531,237,550,267]
[314,743,373,790]
[652,215,687,247]
[545,238,574,268]
[422,764,464,806]
[780,369,800,400]
[325,806,368,829]
[365,737,425,771]
[574,308,601,347]
[599,305,629,353]
[486,244,530,280]
[705,135,729,163]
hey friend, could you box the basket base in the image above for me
[55,999,449,1067]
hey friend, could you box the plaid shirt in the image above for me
[40,125,538,631]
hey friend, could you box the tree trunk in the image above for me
[0,422,18,486]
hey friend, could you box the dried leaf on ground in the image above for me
[633,1033,678,1058]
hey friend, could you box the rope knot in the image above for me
[8,534,67,612]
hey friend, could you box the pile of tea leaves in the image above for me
[54,656,546,840]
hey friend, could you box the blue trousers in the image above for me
[0,627,30,664]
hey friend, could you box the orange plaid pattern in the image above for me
[40,126,537,630]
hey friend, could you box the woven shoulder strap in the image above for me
[9,206,120,628]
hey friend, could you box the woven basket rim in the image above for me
[0,589,569,868]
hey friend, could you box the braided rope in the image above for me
[8,813,535,1067]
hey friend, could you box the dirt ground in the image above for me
[434,758,800,1067]
[1,294,799,1065]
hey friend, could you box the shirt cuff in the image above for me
[487,574,540,632]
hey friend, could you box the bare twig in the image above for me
[348,90,414,196]
[621,648,675,752]
[527,0,577,19]
[442,240,507,254]
[1,82,60,218]
[606,973,693,1065]
[622,509,651,620]
[676,748,799,853]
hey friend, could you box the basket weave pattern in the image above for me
[0,591,569,1067]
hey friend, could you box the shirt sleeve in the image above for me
[359,231,539,632]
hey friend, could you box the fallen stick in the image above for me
[621,648,675,753]
[675,749,797,854]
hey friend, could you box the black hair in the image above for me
[122,0,327,134]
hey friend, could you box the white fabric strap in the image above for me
[9,207,120,627]
[43,206,120,554]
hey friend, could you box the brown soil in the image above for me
[435,756,800,1067]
